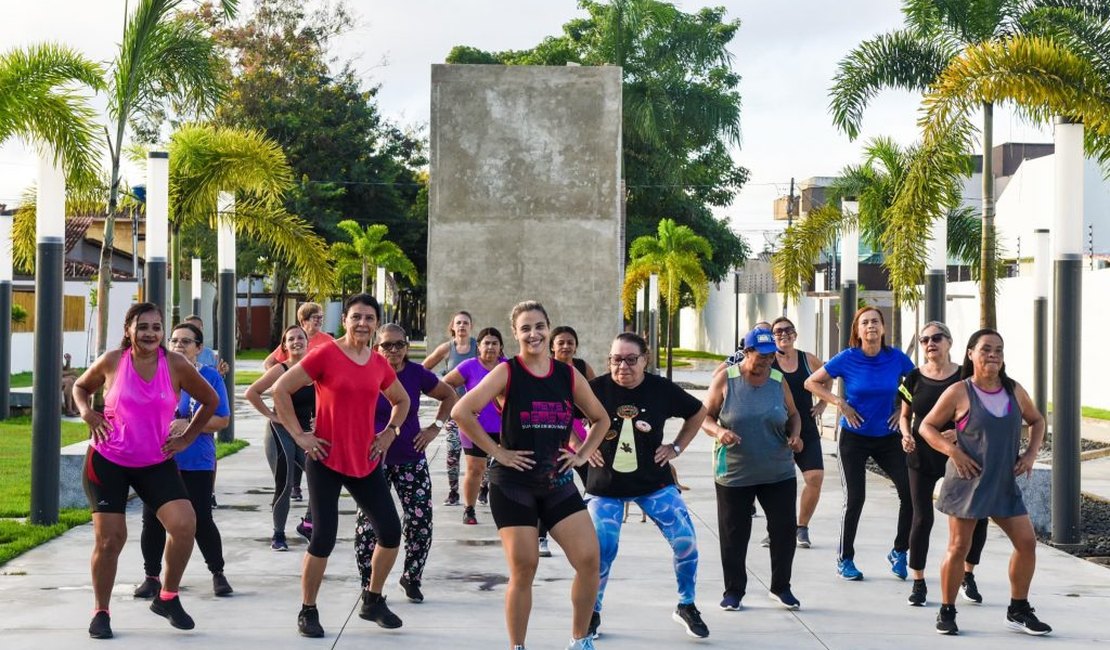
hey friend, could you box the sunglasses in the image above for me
[919,333,948,345]
[168,337,196,345]
[772,327,796,337]
[378,341,408,352]
[608,354,642,367]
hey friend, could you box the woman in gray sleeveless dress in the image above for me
[423,310,479,505]
[920,328,1049,637]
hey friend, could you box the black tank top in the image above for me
[281,362,317,431]
[493,356,576,492]
[902,368,960,476]
[772,351,819,437]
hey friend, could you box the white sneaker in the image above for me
[538,537,552,558]
[566,636,596,650]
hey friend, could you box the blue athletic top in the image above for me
[174,365,231,471]
[823,346,914,437]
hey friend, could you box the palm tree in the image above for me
[828,0,1110,328]
[622,218,712,380]
[331,221,418,295]
[0,43,104,183]
[94,0,238,356]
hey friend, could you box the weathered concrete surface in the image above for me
[427,64,623,366]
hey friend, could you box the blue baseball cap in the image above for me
[744,327,778,355]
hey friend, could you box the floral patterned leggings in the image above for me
[444,420,461,495]
[354,458,433,586]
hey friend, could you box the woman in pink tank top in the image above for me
[73,303,219,639]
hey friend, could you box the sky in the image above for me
[1,0,1053,247]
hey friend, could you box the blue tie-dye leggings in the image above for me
[586,484,698,612]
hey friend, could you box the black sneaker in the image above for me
[399,576,424,603]
[478,486,489,506]
[296,517,313,541]
[150,595,195,630]
[936,606,958,635]
[1006,605,1052,636]
[587,610,601,639]
[213,572,233,597]
[271,532,289,551]
[88,611,113,639]
[443,490,460,506]
[359,592,403,629]
[960,572,983,604]
[908,579,927,607]
[769,588,801,610]
[133,575,161,599]
[463,506,478,525]
[291,486,303,501]
[298,606,324,638]
[672,603,709,638]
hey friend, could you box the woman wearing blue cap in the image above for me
[703,326,803,611]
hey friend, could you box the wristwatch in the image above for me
[385,424,400,435]
[671,443,682,456]
[433,419,445,430]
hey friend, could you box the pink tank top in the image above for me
[93,347,178,467]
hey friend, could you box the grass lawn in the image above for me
[671,348,727,361]
[216,439,249,459]
[236,348,271,361]
[235,370,263,386]
[10,372,32,388]
[1046,404,1110,422]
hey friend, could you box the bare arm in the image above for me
[899,400,915,453]
[561,367,610,470]
[583,361,597,381]
[701,370,739,446]
[422,342,450,370]
[244,364,288,422]
[273,364,329,459]
[1013,383,1045,477]
[262,349,281,370]
[920,383,980,479]
[370,379,411,460]
[442,367,465,390]
[73,351,119,443]
[783,380,802,452]
[413,380,459,452]
[805,365,864,429]
[806,353,832,417]
[654,404,707,466]
[164,353,220,456]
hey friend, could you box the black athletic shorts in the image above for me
[83,448,188,514]
[488,480,585,530]
[793,425,824,473]
[463,434,499,458]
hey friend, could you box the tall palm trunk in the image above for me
[361,261,368,294]
[665,307,674,381]
[891,289,902,350]
[979,102,996,329]
[96,122,127,355]
[170,223,181,323]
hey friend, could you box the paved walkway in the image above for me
[1,367,1108,648]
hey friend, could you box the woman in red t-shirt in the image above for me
[264,301,334,369]
[273,294,410,639]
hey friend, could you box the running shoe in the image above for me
[936,606,958,635]
[290,486,303,501]
[673,603,710,638]
[443,490,460,506]
[719,593,742,611]
[769,589,801,610]
[210,493,218,509]
[887,548,908,580]
[295,516,313,541]
[566,636,596,650]
[150,595,195,630]
[298,606,324,638]
[88,611,113,639]
[796,526,811,548]
[399,576,424,603]
[271,532,289,552]
[359,592,403,629]
[1006,605,1052,636]
[587,610,601,639]
[908,579,927,607]
[478,485,489,506]
[463,506,478,525]
[960,572,983,604]
[133,576,161,599]
[837,558,864,581]
[538,537,552,557]
[212,572,233,597]
[760,535,770,548]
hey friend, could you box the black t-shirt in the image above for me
[900,367,960,475]
[586,373,703,498]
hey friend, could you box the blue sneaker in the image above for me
[719,593,742,611]
[888,549,908,580]
[837,558,864,581]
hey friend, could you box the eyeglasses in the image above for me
[378,341,408,352]
[169,337,196,346]
[608,354,642,367]
[919,333,948,345]
[772,327,796,338]
[307,315,324,322]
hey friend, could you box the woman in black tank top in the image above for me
[452,301,610,650]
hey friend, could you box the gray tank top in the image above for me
[935,380,1027,519]
[713,367,796,487]
[446,337,478,396]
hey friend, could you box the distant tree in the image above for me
[330,221,417,295]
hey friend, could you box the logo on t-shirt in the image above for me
[519,400,573,428]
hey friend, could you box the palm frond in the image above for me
[226,198,334,298]
[772,203,845,304]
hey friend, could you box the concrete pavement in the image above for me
[1,367,1108,648]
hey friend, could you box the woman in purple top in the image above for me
[353,323,458,603]
[73,303,219,639]
[443,327,506,526]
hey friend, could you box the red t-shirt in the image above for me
[272,330,334,364]
[298,340,397,477]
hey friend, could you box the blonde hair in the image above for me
[509,301,549,329]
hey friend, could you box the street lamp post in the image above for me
[1051,117,1083,547]
[648,273,659,373]
[733,270,741,351]
[1033,228,1050,418]
[30,152,66,525]
[145,152,169,316]
[191,258,202,316]
[217,192,236,442]
[0,213,12,420]
[839,200,860,352]
[925,214,947,322]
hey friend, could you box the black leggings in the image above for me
[836,430,912,561]
[908,465,988,571]
[715,478,797,598]
[141,469,223,577]
[305,459,401,558]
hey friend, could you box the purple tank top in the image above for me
[93,347,178,467]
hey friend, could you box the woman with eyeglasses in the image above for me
[919,329,1048,636]
[451,300,610,650]
[134,322,233,600]
[703,327,803,612]
[424,310,479,507]
[272,293,411,638]
[804,306,915,582]
[768,316,830,549]
[443,327,506,526]
[245,325,315,551]
[898,321,988,607]
[353,323,458,603]
[584,332,709,639]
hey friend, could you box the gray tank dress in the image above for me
[935,380,1028,519]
